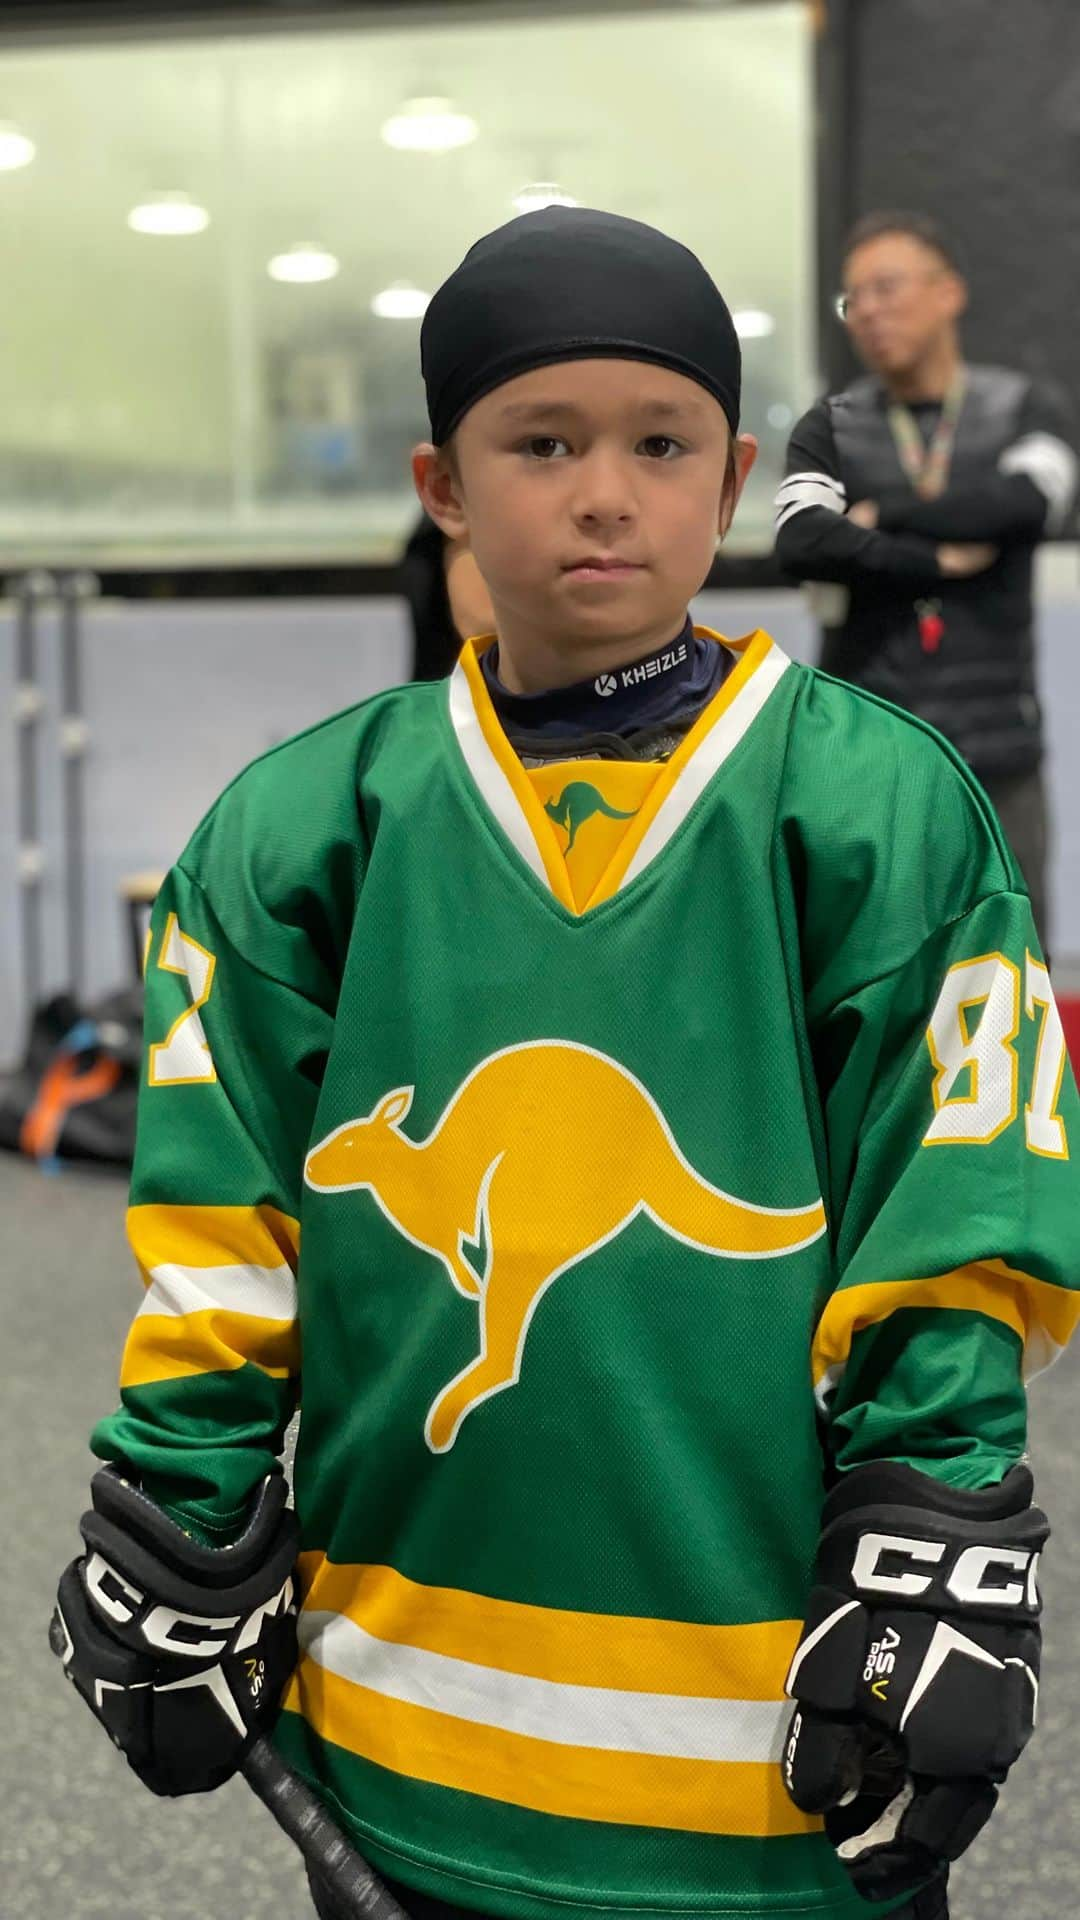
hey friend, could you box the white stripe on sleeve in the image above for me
[774,470,848,531]
[998,432,1078,532]
[138,1260,298,1323]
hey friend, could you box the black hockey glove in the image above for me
[782,1462,1048,1903]
[50,1464,298,1796]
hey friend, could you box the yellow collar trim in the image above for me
[586,627,772,907]
[452,626,786,916]
[457,643,577,911]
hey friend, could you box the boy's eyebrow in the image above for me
[496,397,705,425]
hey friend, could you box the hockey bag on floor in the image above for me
[0,984,142,1167]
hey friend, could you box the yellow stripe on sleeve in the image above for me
[127,1202,300,1273]
[812,1259,1080,1390]
[120,1309,300,1387]
[119,1203,301,1389]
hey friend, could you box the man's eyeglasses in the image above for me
[835,268,945,322]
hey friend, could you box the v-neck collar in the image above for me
[447,625,790,918]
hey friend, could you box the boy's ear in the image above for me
[412,443,468,540]
[717,434,758,542]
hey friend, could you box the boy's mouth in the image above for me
[563,556,644,580]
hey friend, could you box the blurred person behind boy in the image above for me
[774,211,1077,947]
[401,513,496,680]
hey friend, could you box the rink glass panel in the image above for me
[0,2,814,568]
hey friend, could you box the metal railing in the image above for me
[7,569,99,1016]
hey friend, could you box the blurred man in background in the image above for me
[774,211,1077,946]
[400,513,496,680]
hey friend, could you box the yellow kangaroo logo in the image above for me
[304,1041,826,1454]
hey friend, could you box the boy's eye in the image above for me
[520,435,684,460]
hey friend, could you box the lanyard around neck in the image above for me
[887,366,967,499]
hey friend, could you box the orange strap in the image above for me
[20,1051,123,1160]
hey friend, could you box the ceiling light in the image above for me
[128,193,210,237]
[0,124,34,171]
[512,183,579,215]
[268,243,340,285]
[732,309,776,340]
[371,283,431,320]
[381,96,478,154]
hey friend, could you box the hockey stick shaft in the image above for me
[243,1735,412,1920]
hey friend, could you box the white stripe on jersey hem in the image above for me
[621,642,790,888]
[448,662,549,887]
[138,1260,297,1323]
[298,1609,789,1763]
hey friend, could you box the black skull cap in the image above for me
[421,205,741,446]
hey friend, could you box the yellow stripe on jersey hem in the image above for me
[279,1670,817,1840]
[119,1308,299,1387]
[811,1259,1080,1392]
[294,1556,802,1700]
[127,1202,300,1273]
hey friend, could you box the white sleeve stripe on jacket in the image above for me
[774,472,848,530]
[998,432,1079,532]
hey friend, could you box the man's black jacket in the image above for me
[774,366,1077,778]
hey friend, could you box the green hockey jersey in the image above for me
[93,627,1080,1920]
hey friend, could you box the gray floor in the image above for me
[5,1153,1078,1920]
[5,1157,307,1920]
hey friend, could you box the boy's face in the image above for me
[414,359,756,667]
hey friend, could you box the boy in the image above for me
[53,209,1080,1920]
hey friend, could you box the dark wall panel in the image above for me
[840,0,1080,403]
